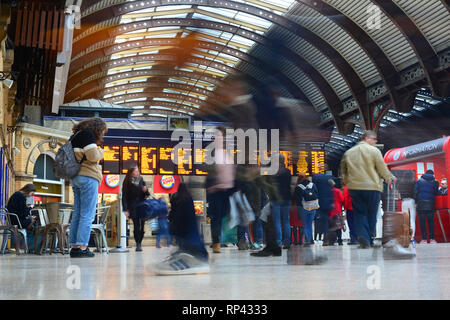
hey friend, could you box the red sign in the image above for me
[153,175,181,194]
[99,175,120,194]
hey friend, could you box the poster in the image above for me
[194,200,204,216]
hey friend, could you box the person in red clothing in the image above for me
[343,185,358,245]
[289,199,303,245]
[327,179,344,245]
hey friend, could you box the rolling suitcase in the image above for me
[382,183,411,248]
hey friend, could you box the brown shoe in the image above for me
[322,242,329,247]
[212,243,221,253]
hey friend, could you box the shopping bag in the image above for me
[228,191,255,228]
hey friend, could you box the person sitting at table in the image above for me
[6,184,37,231]
[439,178,448,195]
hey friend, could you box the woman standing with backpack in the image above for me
[69,118,107,258]
[294,173,319,246]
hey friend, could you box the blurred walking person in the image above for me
[343,186,358,245]
[205,127,235,254]
[312,166,334,246]
[153,183,209,275]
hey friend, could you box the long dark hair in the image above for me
[19,184,36,195]
[173,183,191,204]
[123,166,140,187]
[72,117,107,144]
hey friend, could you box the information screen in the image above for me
[102,144,325,176]
[280,150,293,175]
[311,151,325,175]
[103,146,120,174]
[297,151,310,176]
[121,146,139,174]
[194,148,208,175]
[140,147,157,175]
[158,147,176,175]
[177,148,193,175]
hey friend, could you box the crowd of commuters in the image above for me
[3,108,449,274]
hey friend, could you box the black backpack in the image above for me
[54,132,86,180]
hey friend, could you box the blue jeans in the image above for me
[157,219,172,247]
[237,226,248,241]
[70,175,99,246]
[298,207,316,243]
[346,210,358,243]
[252,217,264,243]
[349,190,381,245]
[207,191,230,244]
[272,200,291,246]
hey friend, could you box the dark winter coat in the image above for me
[122,177,150,218]
[312,174,334,211]
[7,192,32,228]
[414,173,439,211]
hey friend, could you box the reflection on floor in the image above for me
[1,243,449,300]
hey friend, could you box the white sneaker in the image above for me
[153,252,210,275]
[429,239,437,244]
[383,240,415,260]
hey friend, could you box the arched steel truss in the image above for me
[69,0,450,133]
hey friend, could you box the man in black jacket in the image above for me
[414,170,439,243]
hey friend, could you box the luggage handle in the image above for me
[387,181,397,212]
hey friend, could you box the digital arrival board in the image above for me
[101,129,326,176]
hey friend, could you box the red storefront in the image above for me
[384,137,450,242]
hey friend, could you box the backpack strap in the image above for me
[70,130,88,165]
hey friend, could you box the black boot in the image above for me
[136,242,143,252]
[250,246,281,257]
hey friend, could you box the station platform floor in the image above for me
[1,242,450,300]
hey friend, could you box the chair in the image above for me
[31,209,49,254]
[91,206,111,254]
[0,208,28,255]
[39,203,70,255]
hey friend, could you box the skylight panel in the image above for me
[156,5,192,11]
[133,106,145,109]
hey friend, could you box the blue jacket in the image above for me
[414,174,439,202]
[312,174,334,211]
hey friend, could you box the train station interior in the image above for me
[0,0,450,301]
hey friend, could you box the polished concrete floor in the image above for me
[1,242,450,300]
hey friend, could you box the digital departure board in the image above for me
[121,146,139,174]
[103,146,120,174]
[140,147,157,175]
[194,148,208,175]
[177,148,193,175]
[280,150,293,175]
[158,147,176,175]
[297,151,310,176]
[311,151,325,175]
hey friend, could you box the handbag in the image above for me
[136,198,168,221]
[228,191,255,228]
[329,214,345,232]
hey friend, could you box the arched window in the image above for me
[33,154,59,181]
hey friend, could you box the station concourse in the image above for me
[0,0,449,301]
